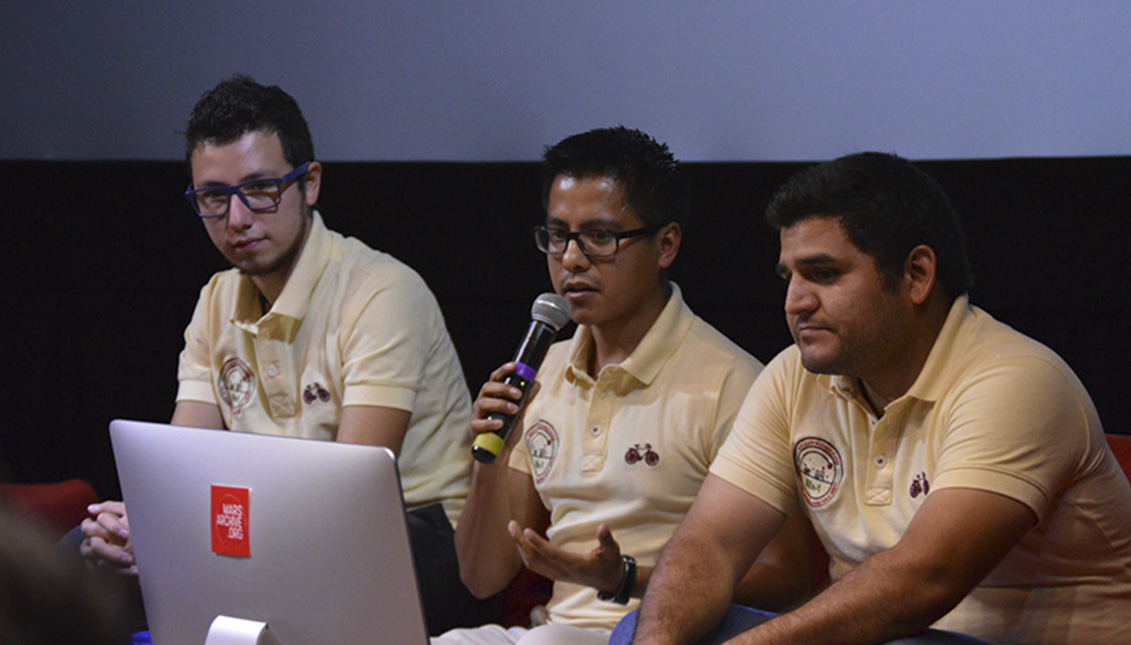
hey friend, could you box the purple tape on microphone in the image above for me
[513,361,537,381]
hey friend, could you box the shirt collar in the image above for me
[564,282,693,387]
[902,293,973,403]
[231,210,331,341]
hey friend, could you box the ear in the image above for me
[656,222,682,270]
[302,161,323,206]
[904,245,937,305]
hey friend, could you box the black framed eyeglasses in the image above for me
[184,161,311,218]
[533,223,663,259]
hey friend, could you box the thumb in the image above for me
[596,523,617,549]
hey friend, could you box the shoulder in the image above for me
[678,314,764,382]
[192,268,244,306]
[327,235,440,308]
[946,309,1091,407]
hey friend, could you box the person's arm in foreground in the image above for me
[731,509,815,611]
[633,474,788,644]
[455,362,550,598]
[722,487,1035,645]
[637,481,1036,644]
[80,400,227,575]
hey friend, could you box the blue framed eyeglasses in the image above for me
[184,161,311,218]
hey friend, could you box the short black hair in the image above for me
[766,152,974,301]
[184,75,314,171]
[541,126,689,229]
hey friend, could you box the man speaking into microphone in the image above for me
[434,127,815,644]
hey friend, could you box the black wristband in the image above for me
[597,555,637,605]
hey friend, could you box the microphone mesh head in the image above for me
[531,293,572,331]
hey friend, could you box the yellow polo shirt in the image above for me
[511,284,763,629]
[714,295,1131,643]
[177,212,471,524]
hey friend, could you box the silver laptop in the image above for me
[110,419,429,645]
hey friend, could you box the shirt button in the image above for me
[590,426,601,436]
[874,455,887,468]
[266,365,278,377]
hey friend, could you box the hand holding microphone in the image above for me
[471,293,571,464]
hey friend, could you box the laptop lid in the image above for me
[110,419,429,645]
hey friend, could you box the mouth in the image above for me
[793,322,830,342]
[561,281,598,299]
[230,238,264,252]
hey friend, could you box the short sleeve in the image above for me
[710,348,801,514]
[175,281,219,405]
[932,355,1091,521]
[337,267,440,412]
[705,355,763,458]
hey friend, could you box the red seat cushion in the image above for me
[0,478,98,539]
[1106,434,1131,484]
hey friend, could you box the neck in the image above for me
[859,296,951,403]
[587,282,671,376]
[251,214,313,305]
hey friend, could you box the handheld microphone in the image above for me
[471,292,571,464]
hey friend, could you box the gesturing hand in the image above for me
[507,521,625,595]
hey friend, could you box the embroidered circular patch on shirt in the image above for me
[794,437,844,508]
[525,420,559,485]
[218,358,255,414]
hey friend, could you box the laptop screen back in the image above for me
[110,419,428,645]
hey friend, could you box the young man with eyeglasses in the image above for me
[78,75,497,635]
[434,127,814,644]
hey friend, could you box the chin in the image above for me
[798,350,841,375]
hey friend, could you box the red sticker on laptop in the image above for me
[211,485,251,557]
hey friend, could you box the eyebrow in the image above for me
[775,253,840,277]
[544,216,626,231]
[196,171,278,188]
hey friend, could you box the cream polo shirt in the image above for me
[714,295,1131,644]
[177,212,471,524]
[510,284,763,630]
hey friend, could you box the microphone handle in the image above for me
[472,322,559,464]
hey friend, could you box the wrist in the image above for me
[597,555,637,605]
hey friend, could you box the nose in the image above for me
[224,194,254,230]
[559,237,590,272]
[783,276,817,317]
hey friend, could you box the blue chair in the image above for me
[610,605,993,644]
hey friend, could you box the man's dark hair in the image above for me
[541,126,689,229]
[184,75,314,172]
[766,152,974,301]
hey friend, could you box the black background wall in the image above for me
[1,158,1127,499]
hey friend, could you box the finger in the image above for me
[477,380,523,402]
[523,527,553,552]
[95,512,130,541]
[507,520,528,546]
[471,396,521,425]
[487,362,518,383]
[81,517,108,540]
[596,523,616,548]
[87,536,135,567]
[87,500,126,518]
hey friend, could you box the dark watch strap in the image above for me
[597,554,637,604]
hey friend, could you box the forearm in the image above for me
[732,510,816,612]
[633,531,741,644]
[454,461,522,597]
[729,488,1038,644]
[727,546,962,645]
